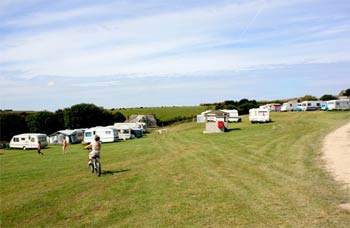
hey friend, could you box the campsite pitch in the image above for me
[1,111,350,227]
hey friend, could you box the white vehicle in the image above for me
[221,109,241,122]
[281,101,298,111]
[326,99,350,110]
[249,108,271,123]
[300,100,322,111]
[83,126,118,143]
[197,110,212,123]
[9,133,48,150]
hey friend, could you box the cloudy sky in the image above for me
[1,0,349,111]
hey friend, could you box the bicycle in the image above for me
[86,148,102,177]
[90,154,102,177]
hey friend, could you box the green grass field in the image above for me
[1,112,350,227]
[114,106,212,123]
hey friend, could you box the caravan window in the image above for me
[105,131,111,135]
[14,137,19,142]
[85,132,92,137]
[21,138,25,141]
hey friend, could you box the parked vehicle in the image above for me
[221,109,241,122]
[9,133,48,150]
[249,108,271,123]
[83,127,118,143]
[281,101,298,111]
[325,99,350,110]
[48,129,85,144]
[300,100,322,111]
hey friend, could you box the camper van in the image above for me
[221,109,241,122]
[300,100,322,111]
[83,126,118,143]
[9,133,48,150]
[281,101,298,111]
[326,99,350,110]
[249,108,271,123]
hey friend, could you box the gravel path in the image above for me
[323,123,350,191]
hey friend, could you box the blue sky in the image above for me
[0,0,349,111]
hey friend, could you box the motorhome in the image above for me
[281,101,298,111]
[249,108,271,123]
[326,99,350,110]
[221,109,241,122]
[83,126,118,143]
[300,100,322,111]
[9,133,48,150]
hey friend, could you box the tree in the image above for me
[0,113,28,141]
[345,88,350,96]
[320,94,337,101]
[63,103,122,129]
[26,111,63,134]
[299,95,318,101]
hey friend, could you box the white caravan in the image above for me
[83,126,118,143]
[197,110,212,123]
[281,101,298,111]
[114,122,145,140]
[9,133,48,150]
[300,100,322,111]
[326,99,350,110]
[221,109,241,122]
[249,108,271,123]
[114,123,132,140]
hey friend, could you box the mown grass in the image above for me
[1,111,350,227]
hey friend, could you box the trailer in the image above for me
[221,109,241,122]
[249,108,271,123]
[326,99,350,110]
[9,133,48,150]
[281,101,298,111]
[83,126,118,143]
[300,100,322,111]
[48,129,84,144]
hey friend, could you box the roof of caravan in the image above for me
[13,133,47,137]
[205,110,229,116]
[85,126,116,131]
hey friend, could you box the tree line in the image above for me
[0,103,126,142]
[201,98,259,115]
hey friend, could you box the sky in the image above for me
[0,0,349,111]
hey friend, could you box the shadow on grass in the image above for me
[101,169,131,176]
[226,128,241,132]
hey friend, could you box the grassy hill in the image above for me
[1,111,350,227]
[113,106,213,124]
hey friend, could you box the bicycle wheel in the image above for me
[89,163,94,173]
[96,161,101,177]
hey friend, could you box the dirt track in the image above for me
[323,123,350,192]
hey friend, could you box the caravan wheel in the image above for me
[23,146,27,150]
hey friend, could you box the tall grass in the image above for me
[1,111,350,227]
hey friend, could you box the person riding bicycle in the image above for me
[84,135,101,165]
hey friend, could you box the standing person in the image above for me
[84,135,101,165]
[62,136,68,154]
[37,141,44,156]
